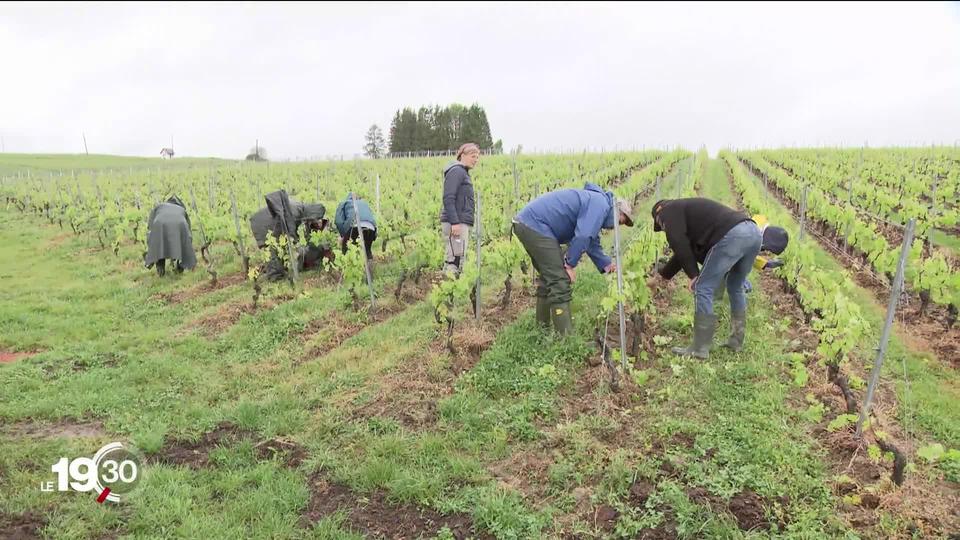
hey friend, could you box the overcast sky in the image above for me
[1,1,959,160]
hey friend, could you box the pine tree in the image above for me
[363,124,386,159]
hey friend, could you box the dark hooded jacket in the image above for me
[249,191,326,248]
[438,161,475,226]
[144,196,197,270]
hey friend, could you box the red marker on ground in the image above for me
[96,487,111,503]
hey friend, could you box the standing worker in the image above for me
[439,142,480,277]
[512,182,634,335]
[334,192,377,260]
[649,198,786,358]
[144,195,197,277]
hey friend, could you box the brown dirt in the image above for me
[3,418,105,439]
[485,450,554,500]
[299,472,493,539]
[255,437,308,468]
[425,284,535,376]
[0,512,46,539]
[148,422,255,468]
[148,422,309,470]
[593,504,619,532]
[183,298,280,338]
[0,350,36,364]
[728,490,771,532]
[152,272,247,305]
[350,352,450,429]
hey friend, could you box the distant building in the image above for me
[160,147,175,159]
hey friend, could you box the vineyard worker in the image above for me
[512,182,634,336]
[249,191,330,281]
[334,193,377,260]
[144,195,197,277]
[439,142,480,276]
[649,198,765,359]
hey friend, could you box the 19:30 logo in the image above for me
[43,442,144,503]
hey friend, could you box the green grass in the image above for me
[0,158,953,539]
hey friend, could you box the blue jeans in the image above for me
[694,221,762,315]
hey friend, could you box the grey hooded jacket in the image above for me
[438,161,475,226]
[144,196,198,270]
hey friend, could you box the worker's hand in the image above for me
[688,276,698,292]
[604,262,617,274]
[565,264,576,283]
[764,258,784,270]
[451,223,466,238]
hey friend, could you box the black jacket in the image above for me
[655,198,751,280]
[439,161,475,226]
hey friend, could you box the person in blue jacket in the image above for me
[334,193,377,260]
[511,182,635,335]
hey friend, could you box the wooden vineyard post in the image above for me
[283,187,300,289]
[375,173,381,216]
[856,218,916,438]
[351,192,376,310]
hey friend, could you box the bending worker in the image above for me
[512,182,634,335]
[144,195,197,277]
[334,192,377,260]
[650,198,788,358]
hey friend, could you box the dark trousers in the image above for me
[341,228,376,260]
[511,221,571,305]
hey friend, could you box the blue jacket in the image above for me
[334,194,377,237]
[516,182,615,272]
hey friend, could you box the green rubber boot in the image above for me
[550,302,573,336]
[671,312,718,359]
[722,310,747,352]
[535,296,551,329]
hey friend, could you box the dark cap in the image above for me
[651,199,668,232]
[762,226,789,255]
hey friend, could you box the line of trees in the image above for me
[387,103,501,156]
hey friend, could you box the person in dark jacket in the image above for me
[334,193,377,260]
[439,142,479,276]
[249,191,331,281]
[512,182,634,335]
[144,196,197,277]
[649,198,767,359]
